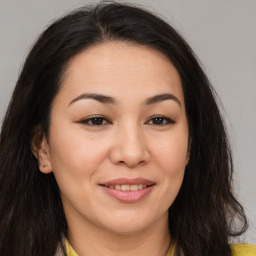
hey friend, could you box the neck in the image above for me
[67,213,171,256]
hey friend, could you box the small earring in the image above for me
[43,164,47,168]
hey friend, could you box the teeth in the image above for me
[107,184,148,191]
[115,185,121,190]
[121,185,130,191]
[138,184,144,190]
[130,184,139,191]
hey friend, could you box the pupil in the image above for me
[92,118,103,125]
[153,117,163,124]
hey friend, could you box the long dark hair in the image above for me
[0,2,247,256]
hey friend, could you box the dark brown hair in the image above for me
[0,2,247,255]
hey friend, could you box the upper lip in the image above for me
[100,178,155,186]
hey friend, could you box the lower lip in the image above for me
[101,185,154,203]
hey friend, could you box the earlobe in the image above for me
[31,130,52,174]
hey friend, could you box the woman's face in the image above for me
[39,42,190,235]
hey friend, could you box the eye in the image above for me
[146,115,175,126]
[80,116,111,126]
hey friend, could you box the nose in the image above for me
[109,124,150,168]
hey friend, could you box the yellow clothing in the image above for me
[65,239,256,256]
[165,244,256,256]
[166,242,175,256]
[231,244,256,256]
[65,240,78,256]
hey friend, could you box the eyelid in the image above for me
[79,115,112,125]
[78,114,175,126]
[145,115,176,125]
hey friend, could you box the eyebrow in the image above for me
[69,93,118,106]
[144,93,181,107]
[68,93,181,107]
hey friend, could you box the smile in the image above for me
[100,178,155,202]
[103,184,151,191]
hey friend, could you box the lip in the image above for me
[100,177,155,186]
[99,178,155,203]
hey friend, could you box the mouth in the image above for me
[99,177,155,190]
[100,184,154,191]
[99,178,155,203]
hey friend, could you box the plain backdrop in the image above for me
[0,0,255,244]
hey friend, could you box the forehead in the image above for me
[57,41,184,105]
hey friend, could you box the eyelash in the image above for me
[79,115,111,126]
[79,115,175,127]
[146,115,175,126]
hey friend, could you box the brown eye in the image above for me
[80,116,111,126]
[147,116,175,126]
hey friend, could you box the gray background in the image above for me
[0,0,255,244]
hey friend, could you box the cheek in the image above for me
[48,126,112,180]
[153,133,189,171]
[151,132,188,198]
[48,132,107,205]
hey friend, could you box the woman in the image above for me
[0,2,255,256]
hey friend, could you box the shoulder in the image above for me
[231,244,256,256]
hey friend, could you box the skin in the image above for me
[33,41,190,256]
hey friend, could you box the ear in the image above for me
[185,137,192,166]
[31,129,52,174]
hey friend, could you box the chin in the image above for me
[97,210,160,235]
[103,222,150,235]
